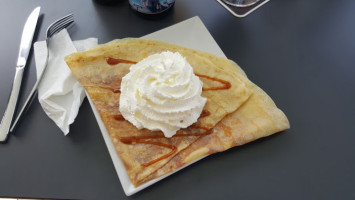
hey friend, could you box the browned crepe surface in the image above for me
[142,77,290,184]
[65,38,289,186]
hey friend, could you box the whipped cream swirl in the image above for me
[119,51,207,138]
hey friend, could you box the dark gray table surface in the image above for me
[1,0,354,199]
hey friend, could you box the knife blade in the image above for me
[0,7,40,142]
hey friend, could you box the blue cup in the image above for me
[129,0,175,14]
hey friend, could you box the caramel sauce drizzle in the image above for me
[113,114,125,121]
[105,57,231,91]
[120,137,178,167]
[106,57,137,65]
[199,110,211,118]
[112,88,121,93]
[119,126,212,167]
[104,57,231,167]
[195,73,231,91]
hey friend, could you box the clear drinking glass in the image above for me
[222,0,260,7]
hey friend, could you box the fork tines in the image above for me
[46,14,74,38]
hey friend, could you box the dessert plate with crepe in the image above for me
[65,17,290,196]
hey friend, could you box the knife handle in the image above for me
[0,67,24,141]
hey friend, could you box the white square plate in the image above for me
[87,16,226,196]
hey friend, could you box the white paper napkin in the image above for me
[33,29,97,135]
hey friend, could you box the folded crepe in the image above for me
[65,38,290,186]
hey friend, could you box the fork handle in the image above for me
[0,66,24,142]
[10,68,42,132]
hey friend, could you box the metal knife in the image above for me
[0,7,41,142]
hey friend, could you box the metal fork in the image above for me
[10,14,75,132]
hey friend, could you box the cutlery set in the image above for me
[0,7,74,142]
